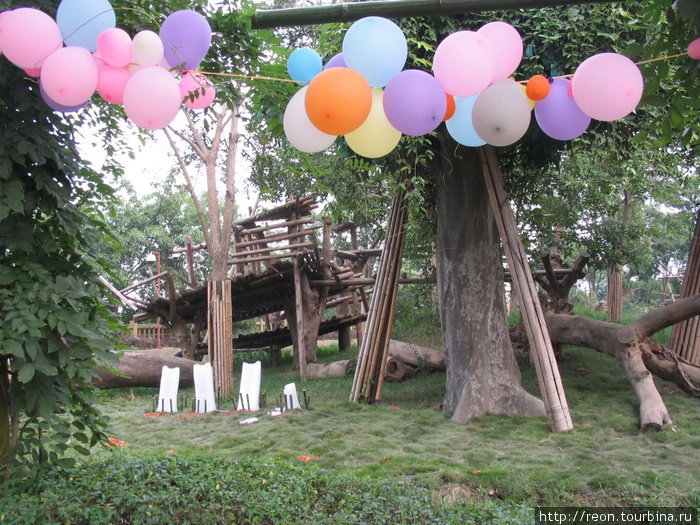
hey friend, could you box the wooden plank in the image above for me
[233,227,319,249]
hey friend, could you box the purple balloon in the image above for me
[534,78,590,141]
[383,70,447,136]
[324,53,346,69]
[39,84,87,113]
[159,10,212,70]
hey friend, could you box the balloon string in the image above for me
[186,69,307,84]
[516,51,689,84]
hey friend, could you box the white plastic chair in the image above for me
[157,366,180,413]
[193,362,217,413]
[237,361,261,411]
[283,382,301,410]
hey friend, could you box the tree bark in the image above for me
[545,294,700,429]
[607,265,623,322]
[435,136,544,421]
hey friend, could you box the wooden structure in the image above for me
[115,197,376,388]
[481,147,573,433]
[670,211,700,365]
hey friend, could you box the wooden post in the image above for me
[607,265,623,323]
[185,236,198,287]
[293,257,308,382]
[481,147,572,433]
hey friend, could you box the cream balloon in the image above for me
[132,30,164,67]
[345,88,401,158]
[283,86,336,153]
[472,78,531,147]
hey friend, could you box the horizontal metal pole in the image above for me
[253,0,618,29]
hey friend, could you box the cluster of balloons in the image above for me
[0,1,216,129]
[282,16,651,157]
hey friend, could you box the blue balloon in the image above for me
[342,16,407,88]
[446,95,486,147]
[287,48,322,84]
[56,0,116,52]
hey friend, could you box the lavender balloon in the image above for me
[159,10,212,70]
[534,78,590,141]
[324,53,346,69]
[39,84,87,113]
[383,70,446,136]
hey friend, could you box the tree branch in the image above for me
[632,293,700,339]
[163,128,212,250]
[183,109,209,160]
[221,108,240,256]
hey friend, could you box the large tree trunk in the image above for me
[284,270,322,368]
[546,294,700,429]
[435,137,544,420]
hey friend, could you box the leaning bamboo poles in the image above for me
[481,147,573,433]
[671,211,700,365]
[350,183,409,403]
[208,279,234,396]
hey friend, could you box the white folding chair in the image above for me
[283,382,301,410]
[193,362,217,413]
[237,361,261,411]
[157,366,180,413]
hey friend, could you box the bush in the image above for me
[0,454,530,524]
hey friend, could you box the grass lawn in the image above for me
[96,342,700,509]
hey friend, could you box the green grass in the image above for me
[93,342,700,509]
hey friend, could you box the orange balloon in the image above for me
[443,93,456,121]
[526,74,550,101]
[304,68,372,135]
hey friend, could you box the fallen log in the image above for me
[388,339,446,370]
[545,293,700,430]
[384,356,408,381]
[93,348,196,389]
[307,359,355,378]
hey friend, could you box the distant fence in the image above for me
[128,322,171,340]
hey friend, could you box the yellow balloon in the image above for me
[520,83,535,111]
[345,88,401,159]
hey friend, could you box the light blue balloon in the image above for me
[56,0,116,52]
[342,16,407,88]
[287,48,322,85]
[446,95,486,147]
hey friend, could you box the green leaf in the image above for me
[17,362,36,383]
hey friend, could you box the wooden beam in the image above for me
[293,257,308,382]
[252,0,618,28]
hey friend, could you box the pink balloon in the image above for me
[0,8,63,69]
[24,67,42,77]
[179,71,216,110]
[571,53,643,121]
[97,27,132,68]
[123,66,181,130]
[688,38,700,60]
[97,65,131,104]
[40,47,98,106]
[433,31,494,97]
[477,21,523,81]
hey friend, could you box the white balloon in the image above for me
[283,86,336,153]
[472,78,531,147]
[132,30,164,67]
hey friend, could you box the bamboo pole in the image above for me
[185,236,198,287]
[229,241,314,258]
[252,0,616,28]
[227,251,307,266]
[237,217,314,236]
[671,211,700,364]
[481,147,572,433]
[293,256,308,382]
[119,271,170,294]
[234,227,320,249]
